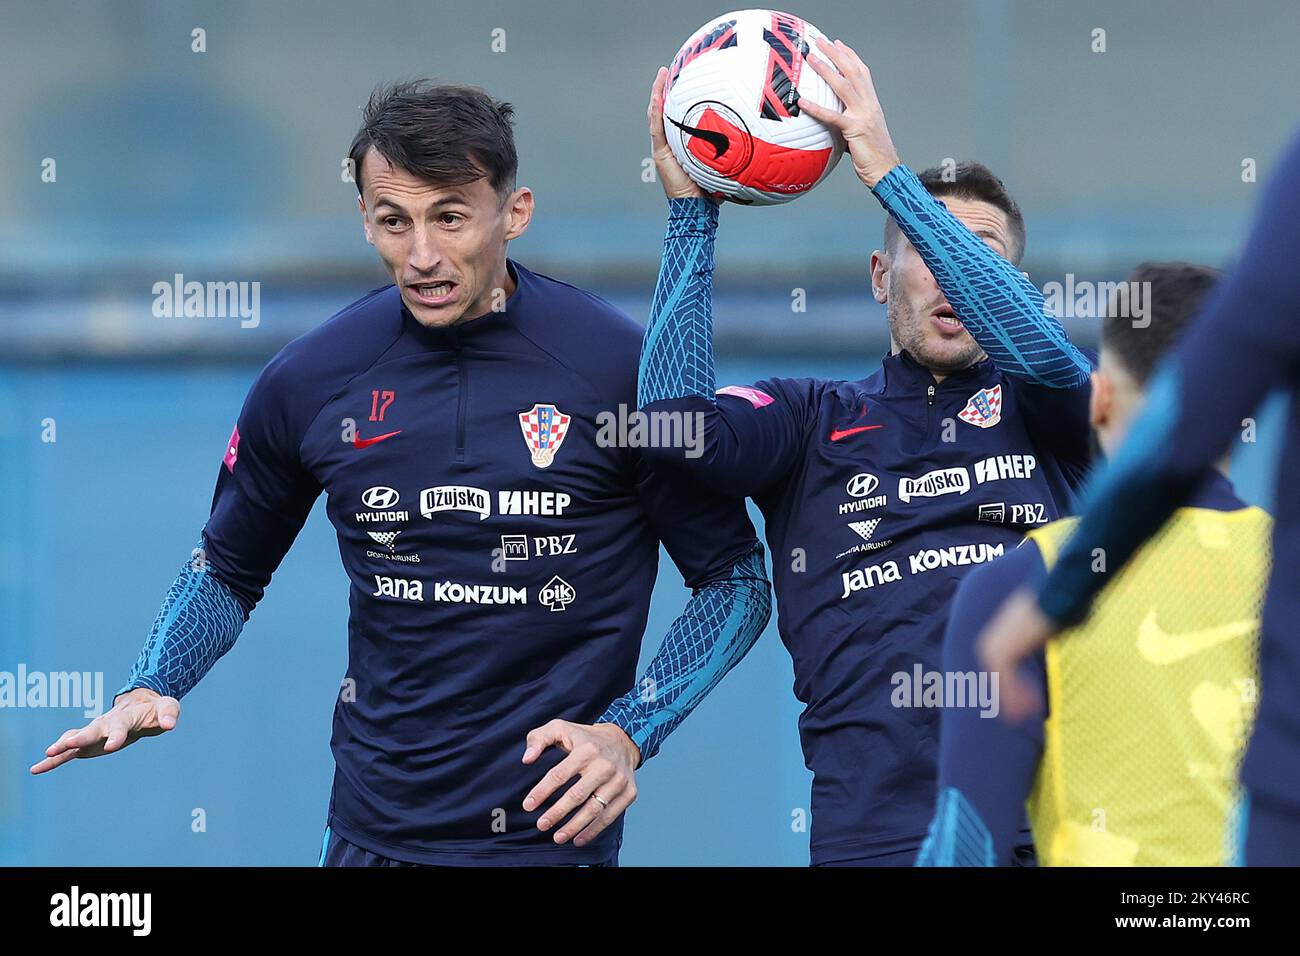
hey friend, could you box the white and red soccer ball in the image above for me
[663,9,845,205]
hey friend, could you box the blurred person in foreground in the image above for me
[918,263,1269,866]
[979,130,1300,866]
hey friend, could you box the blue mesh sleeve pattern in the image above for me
[916,787,996,867]
[638,197,721,406]
[115,538,247,701]
[873,165,1090,388]
[598,543,770,761]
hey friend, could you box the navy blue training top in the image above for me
[638,179,1096,865]
[203,260,761,864]
[657,352,1092,862]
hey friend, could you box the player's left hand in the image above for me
[521,719,642,846]
[976,587,1059,722]
[799,37,901,190]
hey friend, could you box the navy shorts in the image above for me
[317,827,619,867]
[815,834,1037,867]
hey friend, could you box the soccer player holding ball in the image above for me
[31,81,771,867]
[642,20,1094,865]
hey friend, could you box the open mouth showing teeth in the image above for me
[934,309,961,327]
[414,282,453,297]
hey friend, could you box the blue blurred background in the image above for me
[1,0,1294,865]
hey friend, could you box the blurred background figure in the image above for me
[979,131,1300,866]
[920,262,1270,867]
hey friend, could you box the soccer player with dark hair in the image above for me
[31,80,772,867]
[639,38,1094,865]
[979,131,1300,866]
[918,262,1270,866]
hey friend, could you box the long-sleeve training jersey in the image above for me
[1033,131,1300,815]
[639,167,1094,863]
[119,260,771,865]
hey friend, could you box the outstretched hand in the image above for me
[31,687,180,775]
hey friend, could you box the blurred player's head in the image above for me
[1091,261,1220,456]
[349,80,535,328]
[870,162,1025,379]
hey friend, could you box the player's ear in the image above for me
[358,196,374,246]
[869,250,889,303]
[503,187,534,242]
[1088,368,1111,432]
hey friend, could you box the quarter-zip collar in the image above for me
[871,348,998,396]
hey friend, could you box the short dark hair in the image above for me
[1103,261,1220,386]
[348,80,518,198]
[883,161,1026,265]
